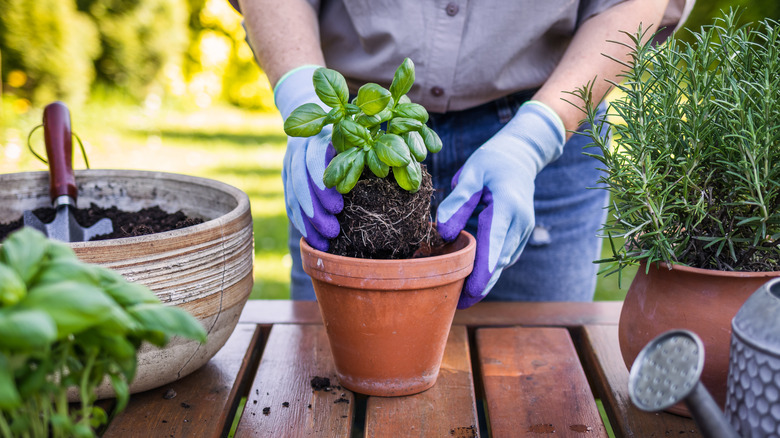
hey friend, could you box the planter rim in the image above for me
[301,230,476,289]
[642,260,780,278]
[1,169,250,248]
[301,230,475,269]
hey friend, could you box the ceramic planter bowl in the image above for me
[0,169,254,398]
[619,262,780,416]
[300,231,476,396]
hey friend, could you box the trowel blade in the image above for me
[23,206,113,242]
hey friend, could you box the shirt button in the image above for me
[445,3,459,16]
[430,86,444,97]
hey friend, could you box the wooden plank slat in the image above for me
[456,302,621,327]
[579,325,699,437]
[365,326,479,438]
[239,300,323,325]
[239,300,622,327]
[235,324,352,437]
[477,327,608,437]
[103,324,262,438]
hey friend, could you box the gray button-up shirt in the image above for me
[309,0,692,113]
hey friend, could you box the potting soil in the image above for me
[0,203,203,242]
[329,166,443,259]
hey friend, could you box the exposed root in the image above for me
[329,166,443,259]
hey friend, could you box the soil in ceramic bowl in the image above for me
[0,203,203,242]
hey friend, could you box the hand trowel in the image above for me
[23,101,113,242]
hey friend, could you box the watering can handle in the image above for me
[43,101,77,203]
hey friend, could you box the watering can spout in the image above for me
[628,330,738,438]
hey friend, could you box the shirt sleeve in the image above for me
[576,0,628,25]
[577,0,696,30]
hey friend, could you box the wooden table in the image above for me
[100,300,700,437]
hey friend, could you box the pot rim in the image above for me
[300,230,476,288]
[301,229,476,267]
[642,260,780,278]
[0,169,250,248]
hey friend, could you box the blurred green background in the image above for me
[1,0,778,301]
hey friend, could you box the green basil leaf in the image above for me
[375,134,412,167]
[89,405,109,430]
[393,160,422,193]
[394,103,429,123]
[339,118,371,147]
[404,131,427,162]
[32,259,99,288]
[356,83,392,116]
[313,68,349,107]
[0,355,21,409]
[344,103,361,115]
[0,308,57,350]
[398,95,412,104]
[0,264,26,307]
[73,423,94,438]
[331,123,348,153]
[110,373,131,413]
[323,106,346,125]
[390,58,415,102]
[388,117,423,135]
[357,107,393,128]
[283,103,327,137]
[336,150,366,194]
[0,228,48,285]
[21,281,118,338]
[128,303,207,344]
[43,239,78,261]
[323,147,359,188]
[366,149,390,178]
[94,268,160,307]
[356,113,382,127]
[421,125,443,153]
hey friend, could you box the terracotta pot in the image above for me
[300,231,475,396]
[619,261,780,416]
[0,170,254,398]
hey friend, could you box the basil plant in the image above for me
[283,58,442,194]
[0,228,207,438]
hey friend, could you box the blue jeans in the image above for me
[289,90,609,302]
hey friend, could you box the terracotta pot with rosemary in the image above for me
[284,58,476,396]
[575,10,780,414]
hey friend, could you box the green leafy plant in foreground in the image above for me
[0,228,207,438]
[574,9,780,278]
[283,58,443,193]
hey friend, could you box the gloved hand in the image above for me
[436,101,566,308]
[276,66,343,251]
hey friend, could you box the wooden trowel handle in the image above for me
[43,101,77,203]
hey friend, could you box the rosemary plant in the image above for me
[575,10,780,276]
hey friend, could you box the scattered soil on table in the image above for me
[0,203,203,242]
[310,376,332,391]
[450,426,477,438]
[329,166,444,259]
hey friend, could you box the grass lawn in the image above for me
[0,97,633,301]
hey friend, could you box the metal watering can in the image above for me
[628,278,780,438]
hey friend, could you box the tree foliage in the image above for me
[76,0,189,100]
[0,0,99,105]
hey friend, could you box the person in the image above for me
[235,0,693,307]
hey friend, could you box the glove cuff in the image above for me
[273,65,325,119]
[523,100,565,140]
[504,100,566,173]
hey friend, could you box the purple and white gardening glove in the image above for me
[437,101,566,308]
[276,66,343,251]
